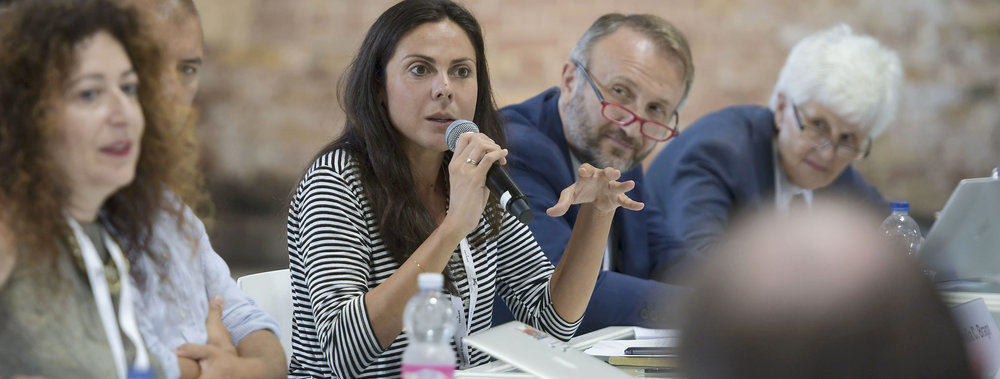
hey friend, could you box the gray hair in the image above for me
[768,24,902,138]
[569,13,694,110]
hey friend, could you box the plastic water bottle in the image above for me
[401,273,456,379]
[880,201,924,257]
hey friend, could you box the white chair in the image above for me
[236,268,293,364]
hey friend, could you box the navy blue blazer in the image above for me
[493,88,685,334]
[645,105,887,272]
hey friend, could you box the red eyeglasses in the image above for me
[572,59,679,142]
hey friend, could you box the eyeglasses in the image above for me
[791,103,871,161]
[572,59,679,142]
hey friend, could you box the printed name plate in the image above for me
[951,297,1000,377]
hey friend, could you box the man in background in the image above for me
[119,1,286,377]
[645,25,898,274]
[496,13,693,334]
[130,0,203,107]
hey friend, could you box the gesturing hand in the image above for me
[546,163,644,217]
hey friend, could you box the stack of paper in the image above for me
[584,329,681,368]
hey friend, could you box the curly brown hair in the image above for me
[0,0,205,280]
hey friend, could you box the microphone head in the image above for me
[446,120,479,152]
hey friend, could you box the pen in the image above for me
[623,346,679,356]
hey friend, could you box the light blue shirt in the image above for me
[131,203,280,379]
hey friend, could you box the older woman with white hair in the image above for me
[645,24,902,269]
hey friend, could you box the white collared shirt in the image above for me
[773,145,813,211]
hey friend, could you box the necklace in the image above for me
[67,228,123,296]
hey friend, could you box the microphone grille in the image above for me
[445,120,479,151]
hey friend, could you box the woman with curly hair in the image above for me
[0,0,282,377]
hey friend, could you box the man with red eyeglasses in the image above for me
[494,13,693,334]
[645,24,899,278]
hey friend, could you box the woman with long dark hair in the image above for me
[287,0,643,377]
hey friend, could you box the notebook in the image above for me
[462,321,632,379]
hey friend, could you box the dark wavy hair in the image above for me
[0,0,204,280]
[312,0,504,277]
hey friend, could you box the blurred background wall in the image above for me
[191,0,1000,275]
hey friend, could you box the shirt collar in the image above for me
[773,143,813,210]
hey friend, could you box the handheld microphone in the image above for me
[446,120,534,224]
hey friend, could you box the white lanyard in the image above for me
[67,218,150,379]
[451,238,478,368]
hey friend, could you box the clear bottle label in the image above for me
[401,364,455,379]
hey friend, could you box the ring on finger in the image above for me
[465,157,478,165]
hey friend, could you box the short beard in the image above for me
[562,88,643,172]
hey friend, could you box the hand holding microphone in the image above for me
[445,120,534,225]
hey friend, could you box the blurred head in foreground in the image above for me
[679,202,972,378]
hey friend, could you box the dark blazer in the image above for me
[493,88,685,334]
[645,105,887,272]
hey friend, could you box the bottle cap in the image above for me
[417,273,443,290]
[890,201,909,212]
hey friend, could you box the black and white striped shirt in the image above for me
[287,149,581,378]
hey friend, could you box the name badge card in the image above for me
[951,297,1000,378]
